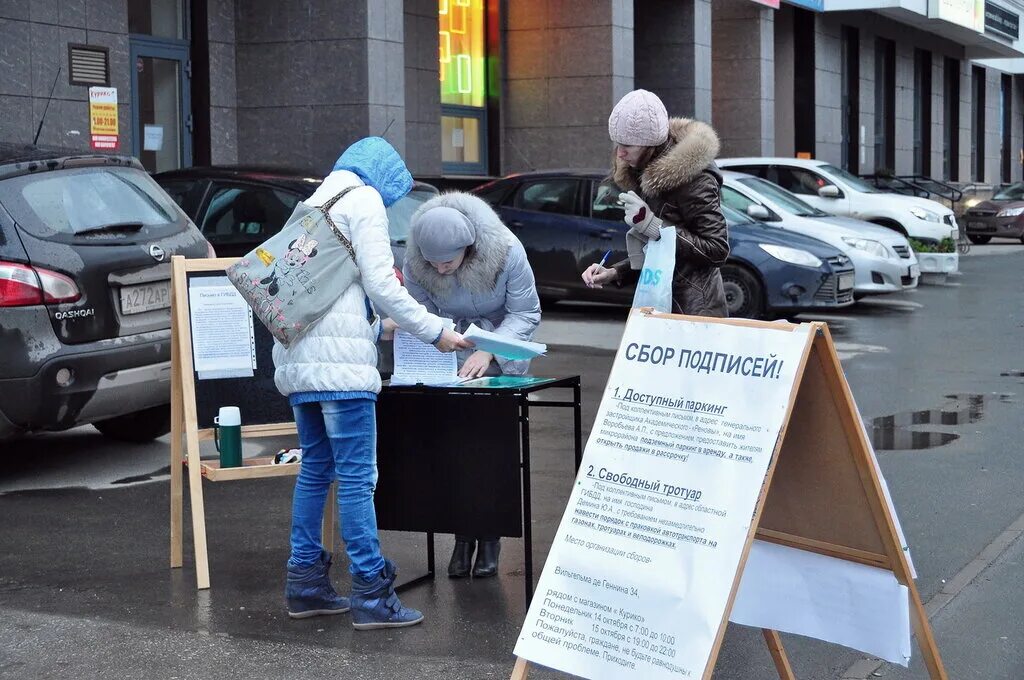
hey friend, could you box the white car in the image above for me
[717,158,958,274]
[720,171,919,296]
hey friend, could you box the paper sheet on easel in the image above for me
[188,277,257,380]
[730,541,912,666]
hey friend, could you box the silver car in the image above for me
[721,171,919,297]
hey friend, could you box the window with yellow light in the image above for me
[439,0,487,170]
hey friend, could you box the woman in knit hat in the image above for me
[582,89,730,317]
[393,191,541,579]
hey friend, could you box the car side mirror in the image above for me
[746,204,772,220]
[818,185,841,199]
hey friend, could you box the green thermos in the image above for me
[214,406,242,468]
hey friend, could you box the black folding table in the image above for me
[374,376,583,606]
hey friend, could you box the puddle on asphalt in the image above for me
[869,393,1014,451]
[870,429,960,451]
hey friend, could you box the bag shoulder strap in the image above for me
[317,185,361,259]
[320,184,360,212]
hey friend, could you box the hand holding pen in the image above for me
[582,249,618,289]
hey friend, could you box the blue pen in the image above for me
[588,250,613,289]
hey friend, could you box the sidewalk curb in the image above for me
[839,512,1024,679]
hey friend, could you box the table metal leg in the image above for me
[573,381,583,473]
[394,534,438,594]
[521,398,533,608]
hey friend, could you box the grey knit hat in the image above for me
[411,205,476,262]
[608,89,669,147]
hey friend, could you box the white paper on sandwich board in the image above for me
[730,540,912,666]
[514,314,813,680]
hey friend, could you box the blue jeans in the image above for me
[288,399,386,578]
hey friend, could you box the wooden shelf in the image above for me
[187,456,300,482]
[196,423,297,442]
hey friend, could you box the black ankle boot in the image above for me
[447,539,475,578]
[471,539,500,578]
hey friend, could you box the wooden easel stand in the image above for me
[511,313,946,680]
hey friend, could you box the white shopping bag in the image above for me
[631,226,676,313]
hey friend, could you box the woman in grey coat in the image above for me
[402,191,541,578]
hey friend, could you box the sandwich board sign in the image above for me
[511,311,945,680]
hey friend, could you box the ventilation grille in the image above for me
[68,44,110,86]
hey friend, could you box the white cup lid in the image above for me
[217,406,241,426]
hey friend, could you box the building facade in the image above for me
[2,0,1024,187]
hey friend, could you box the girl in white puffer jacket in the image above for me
[277,137,467,630]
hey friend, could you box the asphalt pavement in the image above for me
[1,245,1022,679]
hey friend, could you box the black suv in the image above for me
[0,145,211,442]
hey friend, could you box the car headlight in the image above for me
[909,207,941,222]
[759,244,823,268]
[841,236,890,258]
[997,206,1024,217]
[963,198,981,210]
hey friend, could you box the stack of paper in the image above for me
[390,330,467,386]
[463,324,547,360]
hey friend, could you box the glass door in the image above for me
[130,39,191,173]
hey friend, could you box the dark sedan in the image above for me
[962,183,1024,244]
[153,166,439,259]
[470,171,854,319]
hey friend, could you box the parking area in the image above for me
[1,248,1022,679]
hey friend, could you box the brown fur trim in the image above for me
[610,117,720,196]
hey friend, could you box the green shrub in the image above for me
[909,237,956,253]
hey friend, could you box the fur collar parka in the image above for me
[612,117,730,317]
[404,192,541,375]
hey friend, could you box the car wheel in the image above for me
[93,406,171,443]
[720,264,765,320]
[967,234,991,245]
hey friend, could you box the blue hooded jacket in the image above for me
[332,137,413,208]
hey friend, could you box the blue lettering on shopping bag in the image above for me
[631,226,676,313]
[639,268,662,286]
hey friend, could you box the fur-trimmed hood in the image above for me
[612,117,721,196]
[406,192,516,298]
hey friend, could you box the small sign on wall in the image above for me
[985,1,1020,39]
[88,86,118,150]
[144,124,164,151]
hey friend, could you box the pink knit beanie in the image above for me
[608,89,669,147]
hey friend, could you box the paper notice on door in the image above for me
[391,329,465,386]
[143,124,164,151]
[188,277,257,380]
